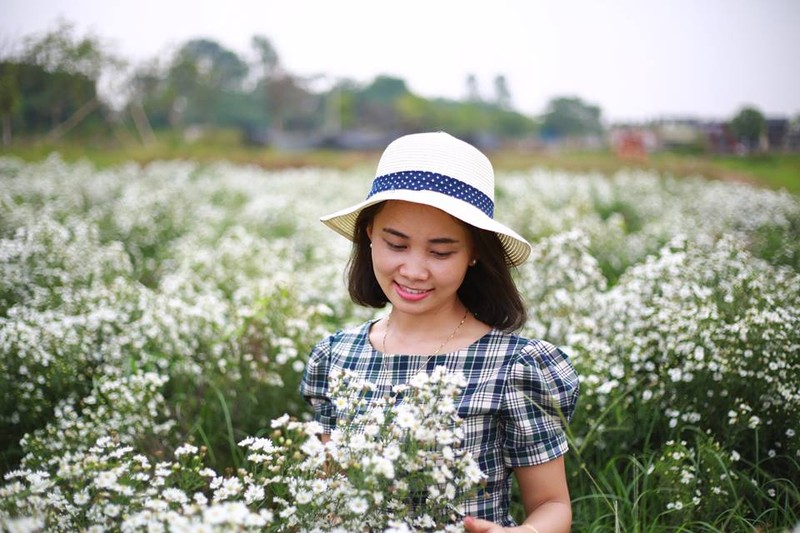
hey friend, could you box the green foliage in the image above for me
[0,61,102,135]
[360,76,410,103]
[566,236,800,529]
[392,95,537,140]
[0,62,21,117]
[712,152,800,195]
[20,18,119,80]
[0,18,125,143]
[541,96,604,138]
[730,106,766,148]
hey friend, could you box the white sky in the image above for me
[2,0,799,123]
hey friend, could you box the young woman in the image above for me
[301,131,579,532]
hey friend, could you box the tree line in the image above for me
[0,20,610,149]
[0,19,784,151]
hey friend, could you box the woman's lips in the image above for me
[394,282,432,302]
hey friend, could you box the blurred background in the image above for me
[1,0,799,188]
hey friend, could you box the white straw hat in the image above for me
[320,131,531,266]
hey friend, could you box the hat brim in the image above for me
[320,189,531,266]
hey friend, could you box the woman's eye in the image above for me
[386,242,405,250]
[431,251,454,258]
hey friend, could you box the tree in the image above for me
[264,73,316,131]
[251,35,279,81]
[16,18,122,140]
[162,38,249,126]
[22,18,115,82]
[493,75,512,110]
[361,76,409,103]
[354,76,410,129]
[541,96,603,138]
[0,63,20,145]
[729,106,765,151]
[465,74,481,102]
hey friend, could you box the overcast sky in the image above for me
[2,0,799,123]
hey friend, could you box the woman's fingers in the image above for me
[463,515,506,533]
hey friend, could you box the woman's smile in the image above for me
[394,282,433,301]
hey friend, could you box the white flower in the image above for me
[394,404,419,429]
[295,490,313,505]
[348,496,369,514]
[383,443,401,461]
[162,488,189,504]
[279,505,296,519]
[334,396,349,410]
[95,470,118,490]
[385,521,412,533]
[73,490,90,506]
[203,504,229,525]
[243,437,277,453]
[174,443,199,457]
[311,479,327,494]
[365,456,395,480]
[270,414,291,428]
[213,477,243,501]
[104,503,120,517]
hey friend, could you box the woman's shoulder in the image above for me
[480,330,574,375]
[312,319,376,353]
[499,332,580,420]
[514,334,574,372]
[478,329,557,357]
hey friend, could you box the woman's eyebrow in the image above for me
[381,227,460,244]
[382,227,408,239]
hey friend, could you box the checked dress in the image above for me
[300,319,580,526]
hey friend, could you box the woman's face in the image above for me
[367,200,474,317]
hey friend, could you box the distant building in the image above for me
[765,118,789,150]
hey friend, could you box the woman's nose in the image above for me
[398,253,429,280]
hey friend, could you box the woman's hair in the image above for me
[347,202,528,332]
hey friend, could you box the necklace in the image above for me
[381,308,470,378]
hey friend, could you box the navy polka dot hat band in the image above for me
[320,131,532,266]
[368,170,495,218]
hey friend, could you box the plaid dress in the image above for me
[300,319,580,526]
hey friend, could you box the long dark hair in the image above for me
[346,202,527,332]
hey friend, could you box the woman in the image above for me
[301,131,579,532]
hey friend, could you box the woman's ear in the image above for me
[366,224,373,242]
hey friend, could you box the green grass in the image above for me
[710,152,800,193]
[2,129,799,194]
[0,129,381,170]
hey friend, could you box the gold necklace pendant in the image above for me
[381,308,470,381]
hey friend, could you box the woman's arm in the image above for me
[463,456,572,533]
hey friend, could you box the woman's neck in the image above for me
[380,302,477,356]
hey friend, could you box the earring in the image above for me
[469,259,477,266]
[369,242,373,249]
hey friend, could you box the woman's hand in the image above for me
[463,515,529,533]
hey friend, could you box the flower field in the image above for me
[1,154,799,532]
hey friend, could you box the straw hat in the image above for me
[320,131,531,266]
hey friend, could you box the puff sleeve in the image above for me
[299,333,337,433]
[501,339,579,468]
